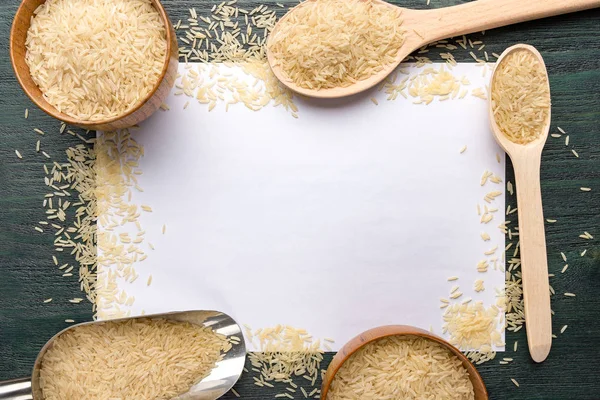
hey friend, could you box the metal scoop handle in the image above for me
[0,378,32,400]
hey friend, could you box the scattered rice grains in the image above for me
[247,325,323,383]
[39,318,231,400]
[175,1,498,113]
[327,336,474,400]
[443,299,505,365]
[245,325,325,397]
[96,130,150,319]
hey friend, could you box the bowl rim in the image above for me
[9,0,175,128]
[320,324,488,399]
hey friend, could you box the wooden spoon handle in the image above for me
[512,153,552,363]
[421,0,600,43]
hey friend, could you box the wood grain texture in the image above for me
[0,1,599,399]
[9,0,179,131]
[512,152,553,363]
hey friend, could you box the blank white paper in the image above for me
[98,63,505,351]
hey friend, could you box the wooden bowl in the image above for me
[321,325,488,400]
[9,0,179,131]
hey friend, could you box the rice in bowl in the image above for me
[25,0,168,121]
[326,335,475,400]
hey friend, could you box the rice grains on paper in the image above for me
[175,2,298,114]
[39,318,231,400]
[245,325,325,396]
[443,299,506,365]
[25,0,167,121]
[174,1,495,112]
[268,0,405,90]
[95,130,150,319]
[327,336,474,400]
[33,126,154,320]
[491,49,551,144]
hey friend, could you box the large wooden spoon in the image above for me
[267,0,600,98]
[489,44,552,363]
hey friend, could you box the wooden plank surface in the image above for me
[0,0,599,399]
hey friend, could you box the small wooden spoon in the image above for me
[489,44,552,363]
[267,0,600,98]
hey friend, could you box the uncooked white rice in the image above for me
[39,318,231,400]
[246,325,324,387]
[443,299,504,355]
[268,0,405,90]
[327,336,474,399]
[25,0,167,121]
[491,49,550,144]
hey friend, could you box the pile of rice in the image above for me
[25,0,167,121]
[246,325,324,385]
[327,336,475,400]
[39,318,231,400]
[491,49,551,144]
[268,0,405,90]
[443,300,505,365]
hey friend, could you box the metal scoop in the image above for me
[0,310,246,400]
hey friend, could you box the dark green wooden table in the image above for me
[1,0,599,399]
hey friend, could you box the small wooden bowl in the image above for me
[321,325,488,400]
[9,0,179,131]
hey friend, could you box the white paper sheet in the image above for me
[98,63,505,351]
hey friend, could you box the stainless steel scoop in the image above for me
[0,310,246,400]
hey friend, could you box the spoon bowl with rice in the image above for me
[267,0,600,98]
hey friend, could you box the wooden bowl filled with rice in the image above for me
[10,0,178,131]
[321,325,488,400]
